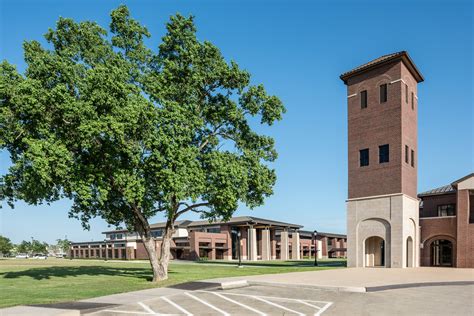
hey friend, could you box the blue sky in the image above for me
[0,0,472,244]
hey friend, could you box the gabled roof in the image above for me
[340,51,424,84]
[418,184,456,197]
[451,173,474,186]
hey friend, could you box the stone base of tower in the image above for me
[346,193,420,268]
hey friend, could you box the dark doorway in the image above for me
[431,239,453,267]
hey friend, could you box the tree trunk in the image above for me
[140,221,174,282]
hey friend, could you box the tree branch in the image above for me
[175,202,210,219]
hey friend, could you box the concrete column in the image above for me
[317,240,323,259]
[248,227,258,261]
[210,240,216,260]
[261,229,271,261]
[270,229,277,260]
[291,231,300,260]
[280,230,289,260]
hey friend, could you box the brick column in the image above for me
[270,229,277,260]
[291,231,300,260]
[248,227,257,261]
[221,225,233,260]
[280,230,289,260]
[261,228,271,260]
[456,189,472,268]
[240,227,248,260]
[189,231,200,260]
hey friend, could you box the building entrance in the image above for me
[431,239,453,267]
[365,236,385,267]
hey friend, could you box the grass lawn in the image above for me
[0,258,345,308]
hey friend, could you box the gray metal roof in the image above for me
[187,216,303,229]
[300,230,347,239]
[418,184,456,197]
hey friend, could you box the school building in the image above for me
[70,216,347,261]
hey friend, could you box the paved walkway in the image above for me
[205,267,474,292]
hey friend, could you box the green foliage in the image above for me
[0,5,284,238]
[30,239,48,254]
[14,239,48,254]
[16,241,31,254]
[56,239,71,253]
[0,235,13,255]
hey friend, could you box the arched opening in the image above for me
[430,239,453,267]
[365,236,385,267]
[406,236,413,267]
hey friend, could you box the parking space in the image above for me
[87,283,474,316]
[89,288,333,315]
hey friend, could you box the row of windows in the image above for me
[438,204,456,217]
[359,144,389,167]
[108,233,124,240]
[359,83,415,109]
[404,145,415,167]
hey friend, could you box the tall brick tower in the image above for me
[340,51,424,268]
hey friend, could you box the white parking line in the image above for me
[98,311,152,315]
[297,299,322,309]
[138,302,156,314]
[161,296,193,316]
[252,296,305,316]
[211,292,266,316]
[315,302,333,316]
[214,291,332,305]
[184,292,230,316]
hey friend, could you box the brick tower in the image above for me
[340,51,424,268]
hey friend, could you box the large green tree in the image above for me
[0,235,13,255]
[0,6,284,281]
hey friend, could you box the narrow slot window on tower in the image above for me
[360,148,369,167]
[405,84,409,103]
[379,144,389,163]
[411,149,415,167]
[360,90,367,109]
[380,84,387,103]
[405,145,409,163]
[411,92,414,110]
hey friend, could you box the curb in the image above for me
[215,279,474,293]
[247,280,367,293]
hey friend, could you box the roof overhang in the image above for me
[340,51,424,84]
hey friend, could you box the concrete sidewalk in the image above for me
[205,267,474,292]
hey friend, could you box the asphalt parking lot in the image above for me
[87,284,474,316]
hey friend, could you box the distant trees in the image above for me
[0,235,13,255]
[55,238,71,253]
[14,239,48,255]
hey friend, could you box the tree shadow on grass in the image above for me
[0,265,162,281]
[195,259,347,268]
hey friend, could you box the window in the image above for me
[109,234,116,240]
[151,230,163,238]
[380,84,387,103]
[360,90,367,109]
[206,227,221,233]
[359,148,369,167]
[411,92,414,110]
[437,204,456,217]
[379,144,389,163]
[405,145,409,163]
[116,233,123,240]
[405,84,408,103]
[411,149,415,167]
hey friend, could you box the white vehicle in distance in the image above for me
[15,253,29,259]
[33,254,48,260]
